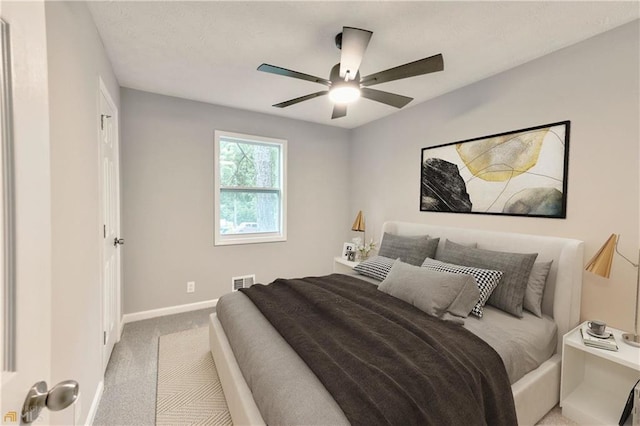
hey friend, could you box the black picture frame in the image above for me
[420,120,570,218]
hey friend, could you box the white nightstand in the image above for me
[333,256,359,274]
[560,321,640,425]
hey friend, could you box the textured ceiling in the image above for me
[88,2,639,129]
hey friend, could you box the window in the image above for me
[214,131,287,245]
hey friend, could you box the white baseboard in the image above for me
[121,299,218,324]
[118,319,124,342]
[85,380,103,425]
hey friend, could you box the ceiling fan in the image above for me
[258,26,444,119]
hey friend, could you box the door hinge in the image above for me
[103,224,106,238]
[103,331,106,345]
[100,114,111,130]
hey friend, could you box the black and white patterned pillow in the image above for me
[354,256,396,281]
[421,258,503,318]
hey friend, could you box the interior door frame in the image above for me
[97,77,121,371]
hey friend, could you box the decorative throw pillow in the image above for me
[353,255,396,281]
[436,241,538,318]
[379,260,480,321]
[421,258,502,318]
[524,261,553,317]
[378,233,440,266]
[433,239,477,259]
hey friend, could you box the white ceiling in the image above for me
[88,1,639,129]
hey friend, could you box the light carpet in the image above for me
[156,327,232,425]
[157,326,574,425]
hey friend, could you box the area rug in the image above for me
[156,327,232,425]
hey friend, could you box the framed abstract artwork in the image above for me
[420,121,570,218]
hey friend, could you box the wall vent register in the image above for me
[232,275,255,291]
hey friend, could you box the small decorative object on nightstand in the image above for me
[580,322,618,351]
[342,242,356,261]
[560,321,640,425]
[351,237,376,261]
[585,233,640,347]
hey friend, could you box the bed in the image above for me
[209,221,584,425]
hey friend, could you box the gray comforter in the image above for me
[237,274,517,426]
[217,275,556,425]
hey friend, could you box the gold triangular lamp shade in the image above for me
[351,211,365,232]
[585,234,617,278]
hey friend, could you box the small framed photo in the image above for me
[342,242,355,261]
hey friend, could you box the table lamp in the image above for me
[351,211,365,244]
[585,234,640,347]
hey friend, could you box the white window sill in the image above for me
[214,233,286,246]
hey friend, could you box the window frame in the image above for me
[214,130,287,246]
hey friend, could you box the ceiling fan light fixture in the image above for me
[329,84,360,104]
[257,26,444,118]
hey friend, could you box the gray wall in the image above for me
[350,21,640,331]
[120,21,639,331]
[121,89,351,313]
[45,2,121,424]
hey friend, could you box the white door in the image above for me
[1,1,54,424]
[99,81,120,373]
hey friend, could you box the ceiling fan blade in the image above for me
[360,88,413,108]
[339,27,373,80]
[273,91,329,108]
[360,54,444,87]
[258,64,330,86]
[331,104,347,119]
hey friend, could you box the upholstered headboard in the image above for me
[381,221,584,352]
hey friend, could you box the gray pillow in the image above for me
[524,261,553,317]
[422,258,502,318]
[379,260,480,321]
[378,233,439,266]
[436,240,538,318]
[353,255,396,281]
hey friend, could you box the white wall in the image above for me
[350,21,640,331]
[121,89,351,314]
[45,2,120,424]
